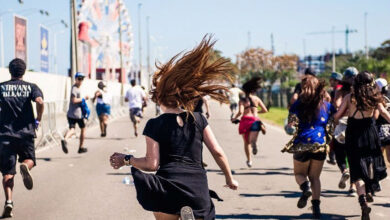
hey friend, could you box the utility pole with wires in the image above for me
[247,31,251,49]
[270,33,275,55]
[146,16,151,90]
[364,12,369,59]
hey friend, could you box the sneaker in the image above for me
[134,131,138,137]
[78,147,88,154]
[361,206,371,220]
[61,140,68,154]
[20,163,33,190]
[326,159,336,165]
[2,201,13,218]
[348,188,357,197]
[180,206,195,220]
[311,200,321,219]
[251,143,258,155]
[246,161,252,168]
[100,132,106,137]
[297,190,312,209]
[338,172,350,189]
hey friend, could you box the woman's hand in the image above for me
[225,178,239,190]
[110,152,126,169]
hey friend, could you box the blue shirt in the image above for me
[290,100,336,145]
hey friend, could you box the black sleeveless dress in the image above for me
[131,112,215,219]
[345,109,387,193]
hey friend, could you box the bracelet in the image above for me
[124,154,133,166]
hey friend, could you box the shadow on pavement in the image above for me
[36,156,82,162]
[106,172,131,176]
[373,203,390,208]
[216,213,359,219]
[232,171,294,176]
[85,137,128,141]
[240,190,349,198]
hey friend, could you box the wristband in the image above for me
[124,154,133,166]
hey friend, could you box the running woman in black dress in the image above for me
[335,71,390,220]
[110,36,238,220]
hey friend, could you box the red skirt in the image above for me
[239,115,260,142]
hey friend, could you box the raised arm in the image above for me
[203,125,238,190]
[110,136,160,172]
[203,97,210,119]
[231,100,244,121]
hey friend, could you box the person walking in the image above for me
[335,71,389,220]
[61,72,89,154]
[374,78,390,164]
[194,96,210,119]
[110,36,238,220]
[231,77,267,168]
[0,58,44,217]
[92,81,112,137]
[282,75,335,219]
[228,84,243,119]
[125,79,147,137]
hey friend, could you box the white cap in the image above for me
[375,78,388,91]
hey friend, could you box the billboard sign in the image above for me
[40,25,49,72]
[14,15,27,63]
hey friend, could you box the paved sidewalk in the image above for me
[6,102,390,219]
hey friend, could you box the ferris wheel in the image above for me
[77,0,134,79]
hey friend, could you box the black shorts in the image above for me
[130,108,143,123]
[0,137,36,175]
[293,151,326,162]
[67,117,86,129]
[230,103,238,111]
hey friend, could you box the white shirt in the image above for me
[229,87,242,104]
[125,86,146,109]
[97,89,112,105]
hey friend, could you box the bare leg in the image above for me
[355,180,366,196]
[293,159,310,185]
[242,135,250,162]
[79,127,85,148]
[63,128,76,140]
[385,146,390,164]
[249,131,260,155]
[22,159,34,170]
[2,175,14,201]
[99,115,104,134]
[308,159,325,200]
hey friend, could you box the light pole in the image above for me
[138,3,142,84]
[146,16,151,90]
[70,0,79,83]
[332,26,336,72]
[364,12,368,60]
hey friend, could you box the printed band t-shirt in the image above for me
[125,86,145,109]
[0,79,43,139]
[67,85,82,119]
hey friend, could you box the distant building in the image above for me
[298,53,332,74]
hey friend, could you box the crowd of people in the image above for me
[0,36,389,220]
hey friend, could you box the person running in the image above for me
[228,84,243,119]
[61,72,89,154]
[194,96,210,119]
[0,58,44,217]
[109,36,238,220]
[335,71,389,220]
[282,75,335,219]
[375,78,390,164]
[289,68,317,107]
[125,79,147,137]
[327,72,343,165]
[231,77,267,168]
[92,81,112,137]
[333,67,359,196]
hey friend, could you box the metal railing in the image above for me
[35,96,127,149]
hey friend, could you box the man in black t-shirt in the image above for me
[0,58,44,218]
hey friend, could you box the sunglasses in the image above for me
[77,77,84,81]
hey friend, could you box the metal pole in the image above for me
[138,3,142,84]
[345,25,349,54]
[0,17,4,68]
[70,0,77,83]
[270,33,275,55]
[332,26,336,72]
[302,39,306,58]
[364,12,368,59]
[118,0,124,95]
[146,16,151,90]
[247,31,251,49]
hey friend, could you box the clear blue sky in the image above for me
[1,0,390,75]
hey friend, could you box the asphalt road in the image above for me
[5,102,390,220]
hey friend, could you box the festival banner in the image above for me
[40,25,49,72]
[14,15,27,63]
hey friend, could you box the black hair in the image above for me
[130,79,136,86]
[9,58,26,78]
[242,77,262,96]
[304,68,316,76]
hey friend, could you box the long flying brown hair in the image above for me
[297,75,326,123]
[151,35,233,112]
[353,71,383,111]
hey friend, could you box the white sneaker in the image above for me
[246,160,252,168]
[338,172,350,189]
[2,201,13,218]
[180,206,195,220]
